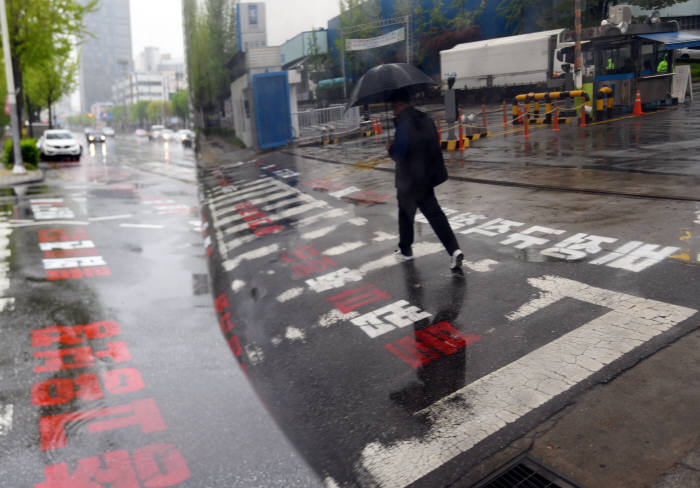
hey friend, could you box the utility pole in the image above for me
[0,0,26,174]
[574,0,582,89]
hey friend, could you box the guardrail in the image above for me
[292,105,361,144]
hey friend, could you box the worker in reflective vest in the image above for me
[657,54,669,73]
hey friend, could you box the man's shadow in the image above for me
[389,261,468,412]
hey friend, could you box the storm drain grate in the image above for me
[472,455,583,488]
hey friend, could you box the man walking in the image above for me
[387,88,463,271]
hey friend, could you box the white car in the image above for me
[677,47,700,60]
[159,129,176,141]
[37,130,82,161]
[102,127,115,137]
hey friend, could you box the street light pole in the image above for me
[0,0,26,174]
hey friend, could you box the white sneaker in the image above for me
[394,249,413,261]
[450,250,464,270]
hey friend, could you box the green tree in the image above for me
[498,0,690,32]
[5,0,97,128]
[171,90,190,126]
[24,49,79,129]
[146,101,172,124]
[337,0,382,84]
[183,0,237,122]
[307,28,332,83]
[130,100,150,128]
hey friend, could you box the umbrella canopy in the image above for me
[345,63,436,110]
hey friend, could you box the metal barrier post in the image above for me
[553,100,560,133]
[458,115,464,151]
[523,103,530,139]
[502,100,507,128]
[481,104,487,134]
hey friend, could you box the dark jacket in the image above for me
[388,106,447,194]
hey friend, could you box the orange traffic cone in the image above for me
[377,118,383,135]
[372,118,379,134]
[633,90,643,116]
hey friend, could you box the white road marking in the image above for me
[209,181,285,207]
[9,220,89,227]
[39,241,94,251]
[222,200,328,236]
[245,344,265,365]
[285,326,305,342]
[464,259,499,273]
[0,298,14,313]
[231,280,246,292]
[358,275,697,488]
[214,190,300,226]
[324,477,341,488]
[0,404,13,436]
[302,225,338,240]
[318,309,360,328]
[277,287,305,302]
[119,223,164,229]
[261,194,316,212]
[293,208,348,228]
[222,244,280,272]
[348,217,368,226]
[324,242,366,256]
[88,214,133,221]
[372,231,396,242]
[43,256,107,270]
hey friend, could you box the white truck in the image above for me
[440,29,575,99]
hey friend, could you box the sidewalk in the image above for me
[0,167,44,188]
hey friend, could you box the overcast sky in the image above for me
[129,0,341,60]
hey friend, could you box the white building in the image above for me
[112,72,167,107]
[112,48,188,106]
[237,2,267,52]
[135,47,162,72]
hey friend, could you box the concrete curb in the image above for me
[0,168,44,188]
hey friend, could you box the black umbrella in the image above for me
[345,63,436,110]
[345,63,436,143]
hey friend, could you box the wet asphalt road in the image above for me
[197,101,699,487]
[0,137,322,487]
[0,99,698,488]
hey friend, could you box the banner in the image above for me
[346,27,405,52]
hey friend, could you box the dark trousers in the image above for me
[397,188,460,256]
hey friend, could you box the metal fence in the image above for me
[291,104,361,143]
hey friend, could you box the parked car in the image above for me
[677,47,700,60]
[85,129,106,144]
[102,127,115,137]
[37,130,82,161]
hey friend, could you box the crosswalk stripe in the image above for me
[222,244,280,272]
[214,191,302,227]
[0,404,12,436]
[358,275,697,488]
[208,180,282,206]
[222,200,328,236]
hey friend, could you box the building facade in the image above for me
[79,0,133,112]
[237,2,267,52]
[112,73,167,108]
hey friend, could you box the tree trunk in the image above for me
[12,55,23,136]
[25,95,34,138]
[48,102,53,129]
